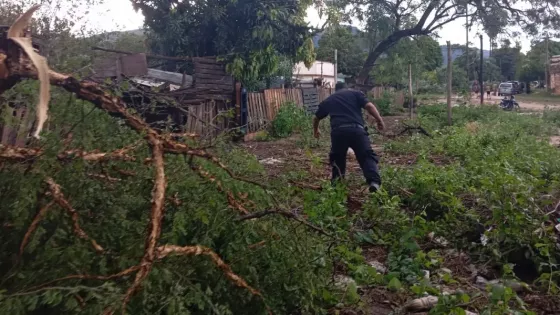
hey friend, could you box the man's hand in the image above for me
[376,120,385,131]
[314,129,321,139]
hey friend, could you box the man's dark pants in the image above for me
[330,126,381,186]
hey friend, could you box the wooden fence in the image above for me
[182,100,231,136]
[0,104,32,146]
[246,87,333,133]
[245,86,405,134]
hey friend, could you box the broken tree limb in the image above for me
[0,29,268,313]
[155,245,262,297]
[14,265,142,294]
[45,178,104,253]
[19,201,55,257]
[121,136,166,313]
[1,55,264,189]
[191,164,250,214]
[0,145,43,161]
[7,5,50,138]
[236,209,335,239]
[0,144,137,163]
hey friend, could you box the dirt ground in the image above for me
[436,93,560,112]
[241,113,560,314]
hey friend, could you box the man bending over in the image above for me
[313,83,385,192]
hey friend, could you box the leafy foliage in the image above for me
[270,102,310,138]
[0,83,340,314]
[0,0,105,72]
[327,0,560,83]
[519,39,560,83]
[133,0,319,85]
[371,36,442,87]
[315,26,367,77]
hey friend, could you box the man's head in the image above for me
[335,82,347,91]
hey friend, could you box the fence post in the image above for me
[408,64,413,119]
[241,87,248,134]
[447,41,453,126]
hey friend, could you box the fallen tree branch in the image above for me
[236,209,334,238]
[19,201,55,257]
[398,125,433,138]
[87,173,122,183]
[0,145,42,161]
[45,178,104,253]
[58,142,139,162]
[120,135,166,313]
[155,245,262,298]
[191,164,249,214]
[14,265,142,294]
[0,144,136,163]
[1,31,274,313]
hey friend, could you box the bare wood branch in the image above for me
[0,145,42,161]
[155,245,263,298]
[45,178,104,253]
[191,164,250,214]
[236,209,335,238]
[15,265,142,294]
[19,201,55,257]
[121,136,166,313]
[0,144,137,163]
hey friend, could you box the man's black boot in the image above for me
[369,182,380,193]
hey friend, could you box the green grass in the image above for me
[516,89,560,104]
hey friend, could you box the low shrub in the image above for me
[270,102,310,138]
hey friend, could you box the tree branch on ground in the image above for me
[45,178,104,253]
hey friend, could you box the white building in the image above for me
[293,61,336,87]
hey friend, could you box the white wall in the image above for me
[293,61,336,87]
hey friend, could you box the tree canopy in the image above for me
[519,39,560,83]
[131,0,320,86]
[451,46,500,82]
[329,0,560,84]
[315,26,367,77]
[370,35,442,87]
[0,0,105,72]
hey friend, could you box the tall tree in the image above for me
[0,0,105,72]
[490,39,522,81]
[452,46,499,82]
[331,0,560,84]
[519,39,560,83]
[315,26,367,77]
[371,35,442,87]
[131,0,320,85]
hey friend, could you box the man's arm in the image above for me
[313,100,329,138]
[313,116,323,138]
[364,102,385,131]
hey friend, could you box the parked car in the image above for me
[498,82,513,96]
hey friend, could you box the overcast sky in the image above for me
[88,0,538,53]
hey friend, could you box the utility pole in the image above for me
[409,64,413,119]
[447,41,453,125]
[480,35,484,105]
[466,5,469,82]
[546,36,550,92]
[334,49,338,87]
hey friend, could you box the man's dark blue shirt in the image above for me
[315,89,369,131]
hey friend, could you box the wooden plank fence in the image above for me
[246,87,333,133]
[182,100,231,137]
[0,104,32,146]
[245,86,404,134]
